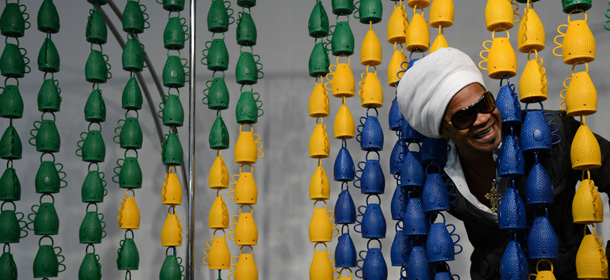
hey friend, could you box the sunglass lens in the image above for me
[451,110,477,130]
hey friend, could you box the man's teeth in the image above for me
[475,126,493,139]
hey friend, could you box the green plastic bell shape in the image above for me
[308,1,330,38]
[1,3,28,38]
[236,12,257,46]
[161,0,185,12]
[38,38,60,73]
[30,202,59,236]
[331,21,354,56]
[37,0,60,33]
[0,251,17,280]
[237,0,256,8]
[162,133,183,165]
[116,118,143,150]
[31,120,61,153]
[0,125,21,160]
[122,38,144,72]
[80,130,106,163]
[235,52,263,85]
[1,43,28,78]
[117,238,139,270]
[84,89,106,123]
[208,0,231,33]
[163,56,187,88]
[236,91,263,124]
[79,252,102,280]
[81,170,106,203]
[0,167,20,201]
[115,157,142,189]
[160,254,183,280]
[35,161,65,193]
[202,77,230,110]
[38,79,61,113]
[164,17,187,50]
[33,245,63,278]
[0,85,24,118]
[0,204,26,244]
[356,0,383,24]
[79,211,105,244]
[122,77,142,110]
[85,50,110,83]
[202,39,229,71]
[161,94,184,127]
[86,9,107,44]
[309,42,330,77]
[209,115,229,150]
[332,0,355,16]
[122,1,147,34]
[562,0,591,13]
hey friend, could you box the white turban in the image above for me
[396,47,486,138]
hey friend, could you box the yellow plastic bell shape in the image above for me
[337,268,354,280]
[309,243,335,280]
[229,247,258,280]
[209,196,230,229]
[519,58,547,103]
[429,0,454,28]
[334,104,355,139]
[573,178,603,224]
[325,62,355,98]
[203,231,231,270]
[485,0,518,31]
[405,12,429,52]
[309,201,337,242]
[429,33,449,54]
[162,169,182,205]
[479,32,517,79]
[161,211,183,247]
[209,155,229,189]
[309,82,329,118]
[235,125,264,165]
[118,196,140,229]
[388,48,407,86]
[309,123,330,159]
[229,206,258,246]
[553,14,595,65]
[517,7,545,53]
[358,71,383,108]
[309,165,330,200]
[228,167,258,204]
[560,70,597,116]
[571,124,601,170]
[387,5,407,44]
[360,27,382,66]
[576,233,608,279]
[408,0,429,9]
[530,260,556,280]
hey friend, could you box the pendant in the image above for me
[484,180,502,213]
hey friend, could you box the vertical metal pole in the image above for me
[187,0,197,279]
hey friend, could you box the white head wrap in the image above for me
[396,47,486,138]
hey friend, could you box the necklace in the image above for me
[466,165,501,213]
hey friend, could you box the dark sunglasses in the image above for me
[443,92,496,130]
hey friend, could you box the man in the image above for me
[396,47,610,279]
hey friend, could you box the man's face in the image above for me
[440,83,502,154]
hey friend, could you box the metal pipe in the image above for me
[187,0,197,278]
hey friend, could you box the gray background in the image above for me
[1,0,609,279]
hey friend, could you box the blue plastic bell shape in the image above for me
[433,272,459,280]
[355,152,385,194]
[355,195,386,239]
[389,97,404,131]
[391,223,412,267]
[527,210,558,259]
[403,196,428,236]
[426,214,463,262]
[335,227,357,268]
[407,245,432,280]
[495,82,522,125]
[400,118,424,143]
[390,139,406,175]
[391,185,406,220]
[520,107,553,152]
[525,157,554,205]
[356,239,388,280]
[497,133,525,177]
[498,182,527,230]
[357,112,384,151]
[334,145,356,181]
[422,171,453,213]
[335,187,356,224]
[420,138,448,167]
[500,239,529,280]
[399,150,425,187]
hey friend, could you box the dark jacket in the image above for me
[448,111,610,280]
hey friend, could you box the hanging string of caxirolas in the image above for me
[0,1,32,279]
[202,0,234,279]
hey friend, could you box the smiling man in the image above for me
[396,47,610,279]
